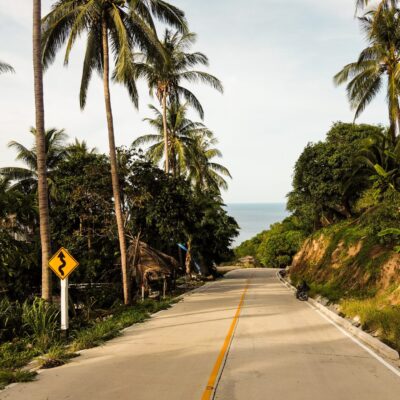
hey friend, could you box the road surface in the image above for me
[1,269,400,400]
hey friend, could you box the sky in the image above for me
[0,0,388,203]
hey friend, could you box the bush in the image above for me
[22,298,60,352]
[0,298,23,342]
[235,216,306,268]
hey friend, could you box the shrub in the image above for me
[0,298,23,342]
[22,298,60,352]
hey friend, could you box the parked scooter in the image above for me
[296,280,310,301]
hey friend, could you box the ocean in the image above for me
[226,203,289,247]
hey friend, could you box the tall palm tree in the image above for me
[133,102,208,176]
[42,0,186,305]
[0,61,14,74]
[0,128,67,198]
[134,29,223,173]
[33,0,52,301]
[134,102,231,192]
[187,132,231,193]
[334,7,400,144]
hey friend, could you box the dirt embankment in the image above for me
[290,227,400,304]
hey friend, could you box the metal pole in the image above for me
[61,278,69,335]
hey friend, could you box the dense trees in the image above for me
[235,217,305,268]
[0,0,233,307]
[287,123,385,229]
[0,141,238,298]
[41,0,187,304]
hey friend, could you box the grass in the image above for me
[37,345,78,369]
[0,370,37,390]
[340,298,400,351]
[71,298,174,351]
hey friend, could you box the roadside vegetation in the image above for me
[0,0,238,388]
[236,0,400,352]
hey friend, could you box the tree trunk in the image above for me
[101,19,130,305]
[161,90,169,173]
[388,68,398,145]
[185,237,192,275]
[33,0,52,301]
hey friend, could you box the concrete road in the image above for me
[2,269,400,400]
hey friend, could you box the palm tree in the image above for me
[334,7,400,144]
[33,0,52,301]
[0,128,67,198]
[134,29,223,173]
[356,0,397,12]
[353,131,400,192]
[67,139,97,158]
[187,132,232,193]
[0,61,14,74]
[134,102,231,192]
[133,102,208,176]
[42,0,187,305]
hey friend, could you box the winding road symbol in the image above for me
[58,251,67,277]
[48,247,79,280]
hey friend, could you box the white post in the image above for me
[61,278,69,332]
[163,276,167,300]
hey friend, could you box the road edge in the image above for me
[276,271,400,362]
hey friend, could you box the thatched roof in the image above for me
[127,241,181,282]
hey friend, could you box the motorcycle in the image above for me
[296,288,309,301]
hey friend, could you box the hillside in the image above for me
[289,220,400,351]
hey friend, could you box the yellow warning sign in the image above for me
[48,247,79,280]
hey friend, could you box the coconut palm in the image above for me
[133,102,210,176]
[33,0,52,301]
[134,102,231,192]
[42,0,187,305]
[0,61,14,74]
[0,128,67,198]
[67,139,97,158]
[334,7,400,144]
[356,0,397,12]
[134,29,223,172]
[186,132,231,193]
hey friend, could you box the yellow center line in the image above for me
[201,279,250,400]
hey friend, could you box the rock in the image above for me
[351,315,361,327]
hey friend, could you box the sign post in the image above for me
[60,278,69,331]
[49,247,79,336]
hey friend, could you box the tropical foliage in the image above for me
[41,0,188,304]
[334,6,400,142]
[0,61,14,74]
[133,102,231,192]
[134,29,223,172]
[235,217,305,268]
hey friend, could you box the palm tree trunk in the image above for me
[388,70,398,144]
[101,19,130,305]
[161,90,169,173]
[33,0,52,301]
[185,237,192,275]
